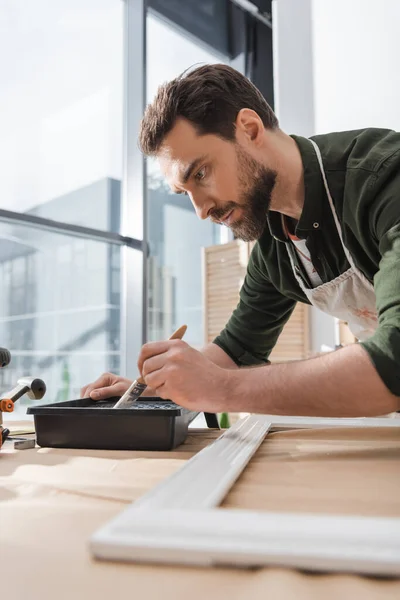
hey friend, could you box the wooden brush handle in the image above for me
[137,325,187,385]
[168,324,187,341]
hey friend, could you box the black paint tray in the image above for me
[27,397,201,451]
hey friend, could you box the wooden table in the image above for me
[1,422,400,600]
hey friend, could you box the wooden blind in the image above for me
[203,240,309,362]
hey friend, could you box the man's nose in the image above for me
[191,194,215,220]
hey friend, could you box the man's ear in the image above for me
[235,108,264,146]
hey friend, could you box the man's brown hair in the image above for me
[139,64,279,156]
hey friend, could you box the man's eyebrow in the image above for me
[180,155,208,184]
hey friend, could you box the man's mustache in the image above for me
[209,202,239,223]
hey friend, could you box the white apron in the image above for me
[286,139,378,342]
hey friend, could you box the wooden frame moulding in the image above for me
[90,414,400,575]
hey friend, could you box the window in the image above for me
[146,12,231,348]
[0,0,274,417]
[0,1,126,416]
[0,222,124,412]
[0,0,123,231]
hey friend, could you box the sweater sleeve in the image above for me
[360,154,400,396]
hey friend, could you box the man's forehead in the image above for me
[158,127,205,182]
[158,152,189,181]
[159,120,202,163]
[158,153,208,190]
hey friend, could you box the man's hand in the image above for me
[80,342,236,404]
[138,339,232,412]
[80,373,133,400]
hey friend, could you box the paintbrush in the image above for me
[113,324,187,409]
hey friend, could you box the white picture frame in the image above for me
[90,414,400,576]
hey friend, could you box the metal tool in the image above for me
[0,347,11,368]
[0,347,11,449]
[1,427,36,450]
[113,325,187,409]
[13,439,36,450]
[2,376,46,403]
[0,375,46,450]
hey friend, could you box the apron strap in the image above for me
[309,139,359,272]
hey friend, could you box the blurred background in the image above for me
[1,0,399,415]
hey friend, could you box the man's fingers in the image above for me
[138,340,187,375]
[141,387,157,397]
[144,368,166,392]
[81,373,114,398]
[81,384,97,398]
[89,382,128,400]
[154,383,170,400]
[142,352,168,377]
[137,341,171,374]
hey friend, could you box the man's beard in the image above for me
[210,147,277,242]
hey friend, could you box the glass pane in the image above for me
[0,221,123,417]
[0,1,123,232]
[149,0,230,56]
[146,13,229,348]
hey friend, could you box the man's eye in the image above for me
[195,168,206,181]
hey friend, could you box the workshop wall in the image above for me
[272,0,398,353]
[312,0,400,134]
